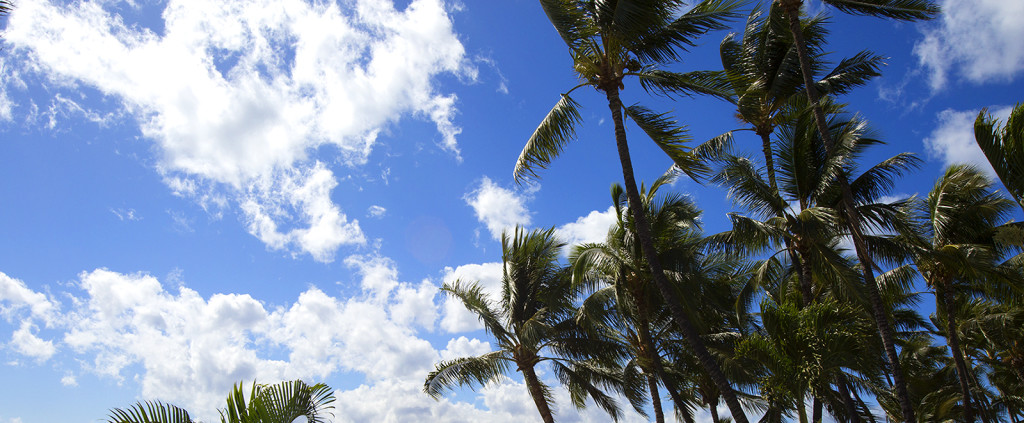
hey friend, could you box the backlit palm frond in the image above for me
[441,280,512,345]
[623,104,707,181]
[515,94,584,183]
[824,0,940,21]
[631,0,744,64]
[106,401,195,423]
[636,69,734,101]
[423,352,511,399]
[975,103,1024,210]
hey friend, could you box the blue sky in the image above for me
[0,0,1022,422]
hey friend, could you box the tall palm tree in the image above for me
[905,164,1016,422]
[770,1,940,419]
[106,380,335,423]
[519,1,749,420]
[719,4,883,191]
[975,103,1024,212]
[424,227,622,423]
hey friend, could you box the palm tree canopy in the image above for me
[105,380,335,423]
[515,0,744,183]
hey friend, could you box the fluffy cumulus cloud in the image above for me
[556,206,617,252]
[1,265,656,422]
[3,0,471,261]
[923,105,1014,175]
[915,0,1024,91]
[464,176,534,240]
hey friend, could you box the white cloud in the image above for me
[61,373,78,387]
[0,271,59,326]
[439,336,491,361]
[4,0,470,261]
[464,177,534,241]
[923,106,1014,175]
[555,206,617,252]
[915,0,1024,91]
[368,205,387,218]
[439,262,503,333]
[240,163,365,262]
[11,321,57,362]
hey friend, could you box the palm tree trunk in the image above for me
[604,85,749,423]
[709,399,721,423]
[940,281,975,422]
[648,373,667,423]
[813,397,823,423]
[837,373,862,423]
[776,1,916,421]
[760,130,779,191]
[521,364,555,423]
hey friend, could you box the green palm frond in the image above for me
[106,401,196,423]
[623,104,708,181]
[630,0,744,64]
[423,352,511,399]
[538,0,593,48]
[823,0,940,21]
[814,50,885,96]
[636,69,734,101]
[551,360,624,420]
[975,103,1024,210]
[515,94,584,183]
[442,280,512,345]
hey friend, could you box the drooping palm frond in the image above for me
[823,0,940,21]
[623,104,708,181]
[975,104,1024,211]
[515,93,585,183]
[423,352,512,399]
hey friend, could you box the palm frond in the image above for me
[423,352,511,399]
[106,401,195,423]
[824,0,940,21]
[515,94,584,183]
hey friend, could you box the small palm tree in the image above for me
[105,380,335,423]
[520,1,748,420]
[424,227,622,423]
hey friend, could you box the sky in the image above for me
[0,0,1022,422]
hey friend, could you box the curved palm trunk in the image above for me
[521,364,556,423]
[776,1,916,421]
[647,372,667,423]
[604,86,749,423]
[837,373,862,423]
[939,281,976,422]
[709,398,721,423]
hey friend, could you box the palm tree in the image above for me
[719,4,883,191]
[905,164,1016,422]
[106,380,335,423]
[424,227,622,423]
[737,297,879,423]
[975,103,1024,212]
[573,173,752,422]
[769,1,940,418]
[519,1,749,420]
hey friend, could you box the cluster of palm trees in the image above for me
[426,0,1024,422]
